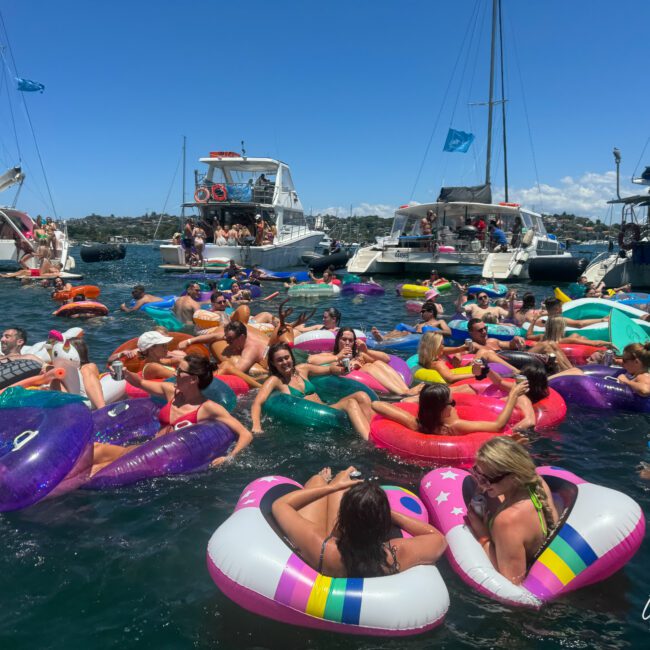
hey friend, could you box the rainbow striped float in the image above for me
[420,466,644,607]
[207,476,449,635]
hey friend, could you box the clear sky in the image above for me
[1,0,648,222]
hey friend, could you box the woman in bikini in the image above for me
[272,466,447,578]
[308,327,422,396]
[90,354,253,475]
[466,437,559,584]
[372,381,528,436]
[107,331,182,380]
[251,342,373,438]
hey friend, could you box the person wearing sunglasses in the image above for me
[371,300,451,341]
[466,437,559,585]
[90,354,253,475]
[271,465,447,578]
[467,318,525,353]
[251,342,373,437]
[371,381,528,436]
[463,292,511,322]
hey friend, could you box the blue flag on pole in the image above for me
[443,128,475,153]
[16,77,45,93]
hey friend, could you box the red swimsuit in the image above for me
[158,401,202,428]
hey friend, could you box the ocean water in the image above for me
[0,245,648,649]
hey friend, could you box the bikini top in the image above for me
[287,376,316,397]
[317,534,400,576]
[158,401,202,428]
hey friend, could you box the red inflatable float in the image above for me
[369,394,521,467]
[524,340,605,366]
[453,377,567,429]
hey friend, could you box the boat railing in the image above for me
[194,177,274,204]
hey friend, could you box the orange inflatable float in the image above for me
[108,332,210,373]
[52,285,101,302]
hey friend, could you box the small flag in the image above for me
[16,77,45,93]
[443,128,475,153]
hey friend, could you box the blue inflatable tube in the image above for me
[141,304,186,331]
[448,319,523,342]
[0,390,93,511]
[468,284,507,298]
[257,269,311,282]
[130,295,176,310]
[367,333,421,351]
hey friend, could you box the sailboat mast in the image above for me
[498,0,509,201]
[181,135,186,220]
[485,0,498,187]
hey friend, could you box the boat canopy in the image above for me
[437,183,492,204]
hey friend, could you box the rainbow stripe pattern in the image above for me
[523,522,598,599]
[274,554,364,625]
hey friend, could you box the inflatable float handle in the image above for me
[12,429,39,452]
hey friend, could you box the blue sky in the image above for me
[0,0,649,222]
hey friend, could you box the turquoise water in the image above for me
[0,245,648,649]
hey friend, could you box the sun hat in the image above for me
[137,331,173,352]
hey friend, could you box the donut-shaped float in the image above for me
[262,376,377,432]
[523,341,606,366]
[340,283,385,296]
[0,390,93,511]
[288,284,341,298]
[346,355,412,394]
[369,396,520,466]
[452,377,566,429]
[468,284,507,298]
[406,354,513,384]
[85,401,236,489]
[549,374,650,413]
[53,301,109,318]
[449,319,524,342]
[52,285,101,302]
[293,329,366,353]
[206,476,449,635]
[420,466,645,607]
[108,332,209,373]
[129,295,176,310]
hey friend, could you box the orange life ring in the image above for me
[211,184,228,202]
[108,332,210,373]
[194,187,210,203]
[53,301,109,318]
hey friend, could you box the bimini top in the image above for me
[198,154,286,174]
[394,202,532,220]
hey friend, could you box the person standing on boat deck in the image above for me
[254,214,266,246]
[511,216,523,248]
[45,217,58,256]
[192,224,206,265]
[182,218,194,265]
[173,282,203,326]
[13,233,34,270]
[488,221,508,252]
[473,216,486,242]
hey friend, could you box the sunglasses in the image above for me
[214,299,227,304]
[176,368,197,377]
[474,327,487,333]
[478,295,489,300]
[471,464,510,484]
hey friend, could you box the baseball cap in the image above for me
[137,331,173,352]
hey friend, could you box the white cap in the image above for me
[137,331,173,352]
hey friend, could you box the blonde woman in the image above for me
[467,437,559,585]
[527,316,613,371]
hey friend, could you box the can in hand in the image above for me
[603,350,614,366]
[342,357,351,374]
[514,374,526,384]
[111,360,124,381]
[465,338,474,353]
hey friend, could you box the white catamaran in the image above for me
[347,0,570,278]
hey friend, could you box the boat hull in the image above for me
[160,232,323,271]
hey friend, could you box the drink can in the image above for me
[514,374,526,384]
[111,360,124,381]
[342,358,351,373]
[603,350,614,366]
[465,338,474,352]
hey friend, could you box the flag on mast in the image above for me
[443,128,474,153]
[16,78,45,93]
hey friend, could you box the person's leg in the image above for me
[90,442,132,476]
[330,396,370,439]
[361,361,410,395]
[80,363,105,410]
[347,390,373,422]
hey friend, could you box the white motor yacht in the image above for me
[159,152,323,271]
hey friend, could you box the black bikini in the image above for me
[317,534,400,575]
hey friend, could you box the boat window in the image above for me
[534,215,547,235]
[281,210,306,228]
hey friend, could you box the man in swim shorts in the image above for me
[467,318,525,353]
[120,285,165,312]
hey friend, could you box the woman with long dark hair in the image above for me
[371,381,527,435]
[251,342,373,437]
[271,466,447,577]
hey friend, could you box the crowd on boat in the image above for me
[0,263,646,635]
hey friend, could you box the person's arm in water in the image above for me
[250,375,282,433]
[201,401,254,465]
